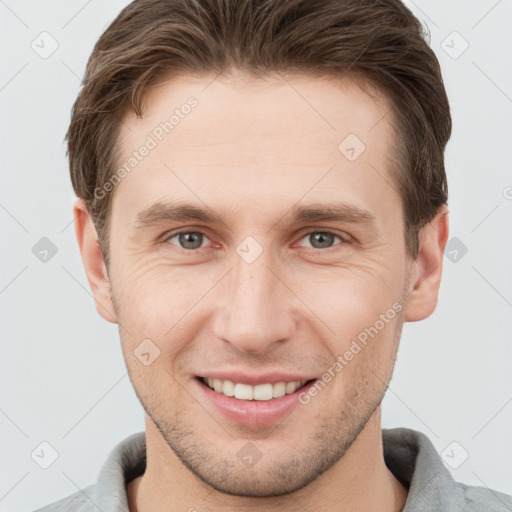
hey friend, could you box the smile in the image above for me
[199,377,313,400]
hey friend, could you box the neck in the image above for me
[128,409,407,512]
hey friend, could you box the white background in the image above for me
[1,1,511,510]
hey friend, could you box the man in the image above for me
[35,0,512,510]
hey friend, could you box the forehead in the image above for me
[123,70,393,149]
[113,72,400,228]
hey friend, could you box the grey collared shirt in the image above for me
[34,427,512,511]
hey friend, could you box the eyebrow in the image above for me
[286,203,375,226]
[134,201,218,227]
[133,200,376,230]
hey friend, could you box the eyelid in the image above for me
[293,228,351,250]
[158,226,211,243]
[159,228,214,249]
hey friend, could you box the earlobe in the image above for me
[403,206,450,323]
[73,199,118,324]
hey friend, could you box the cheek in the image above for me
[313,269,404,376]
[347,304,403,374]
[112,261,225,369]
[301,260,401,325]
[112,254,213,322]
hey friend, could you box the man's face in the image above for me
[104,73,414,496]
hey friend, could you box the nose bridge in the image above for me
[213,243,295,353]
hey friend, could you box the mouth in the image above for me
[196,376,316,401]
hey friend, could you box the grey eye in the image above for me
[171,232,205,250]
[307,232,337,249]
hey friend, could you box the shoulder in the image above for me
[382,427,512,511]
[31,485,97,512]
[455,481,512,511]
[31,431,146,512]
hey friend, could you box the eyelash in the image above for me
[159,228,351,253]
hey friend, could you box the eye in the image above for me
[166,231,210,250]
[161,229,349,252]
[297,230,347,250]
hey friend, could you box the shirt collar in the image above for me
[93,427,460,511]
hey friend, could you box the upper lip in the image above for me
[197,372,316,386]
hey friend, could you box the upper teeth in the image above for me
[204,378,306,400]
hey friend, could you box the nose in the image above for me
[212,248,296,354]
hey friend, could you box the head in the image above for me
[71,0,450,498]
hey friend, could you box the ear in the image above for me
[403,205,449,322]
[73,198,117,324]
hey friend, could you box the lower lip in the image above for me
[194,378,317,426]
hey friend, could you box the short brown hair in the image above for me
[67,0,451,269]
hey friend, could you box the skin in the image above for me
[74,71,449,512]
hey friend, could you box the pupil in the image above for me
[180,232,202,249]
[312,232,333,248]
